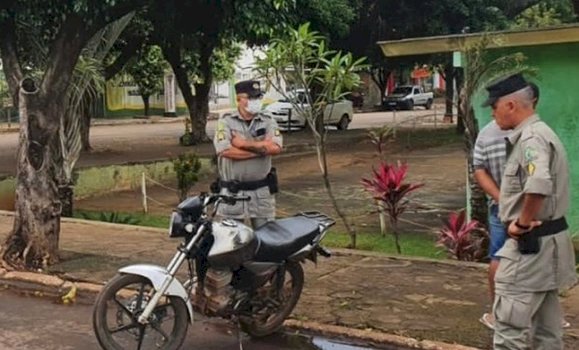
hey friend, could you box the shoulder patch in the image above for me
[524,146,538,162]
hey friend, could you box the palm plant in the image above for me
[56,13,134,217]
[255,23,367,248]
[458,35,535,226]
[361,161,423,253]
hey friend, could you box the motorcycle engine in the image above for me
[192,268,234,316]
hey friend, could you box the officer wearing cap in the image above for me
[213,80,283,228]
[483,74,577,349]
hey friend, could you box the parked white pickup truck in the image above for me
[383,85,434,111]
[264,89,353,130]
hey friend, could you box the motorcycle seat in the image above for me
[253,217,320,262]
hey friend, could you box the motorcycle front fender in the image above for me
[118,264,194,322]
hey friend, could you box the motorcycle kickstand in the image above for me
[231,316,244,350]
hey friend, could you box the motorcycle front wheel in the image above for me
[240,262,304,337]
[93,274,188,350]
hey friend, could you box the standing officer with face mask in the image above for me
[483,74,577,349]
[212,80,283,228]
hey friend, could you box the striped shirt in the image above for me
[473,121,511,194]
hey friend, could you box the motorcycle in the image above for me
[92,192,334,350]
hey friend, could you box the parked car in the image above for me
[264,89,353,130]
[382,85,434,111]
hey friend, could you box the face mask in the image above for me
[245,99,262,115]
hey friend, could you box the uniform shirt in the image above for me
[213,112,283,219]
[473,120,511,204]
[495,114,577,292]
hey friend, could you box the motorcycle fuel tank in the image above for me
[208,220,258,268]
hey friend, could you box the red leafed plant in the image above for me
[361,161,423,253]
[437,210,487,261]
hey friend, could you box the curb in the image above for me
[0,211,487,270]
[284,320,480,350]
[0,269,479,350]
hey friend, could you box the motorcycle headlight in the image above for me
[168,211,186,238]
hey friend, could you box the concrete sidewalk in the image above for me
[0,212,577,350]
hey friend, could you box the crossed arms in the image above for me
[220,132,281,160]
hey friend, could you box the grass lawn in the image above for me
[73,210,445,260]
[322,231,445,259]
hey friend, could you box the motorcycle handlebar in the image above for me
[211,194,251,206]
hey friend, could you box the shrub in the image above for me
[173,153,202,201]
[361,161,423,253]
[80,211,140,225]
[437,210,488,261]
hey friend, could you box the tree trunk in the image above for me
[463,102,488,227]
[80,100,93,152]
[3,80,62,268]
[371,67,388,105]
[455,68,465,135]
[390,217,401,254]
[573,0,579,16]
[191,79,211,143]
[142,94,150,117]
[444,64,454,121]
[59,184,74,218]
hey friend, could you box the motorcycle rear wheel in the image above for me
[240,262,304,337]
[93,274,189,350]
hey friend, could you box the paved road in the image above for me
[0,290,384,350]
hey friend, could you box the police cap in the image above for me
[234,80,263,98]
[482,73,529,107]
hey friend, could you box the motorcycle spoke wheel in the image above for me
[93,274,188,350]
[240,263,304,338]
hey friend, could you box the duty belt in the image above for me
[528,216,568,237]
[220,177,269,193]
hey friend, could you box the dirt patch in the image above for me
[76,134,467,237]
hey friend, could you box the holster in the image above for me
[266,167,279,194]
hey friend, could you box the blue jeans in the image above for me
[489,204,507,260]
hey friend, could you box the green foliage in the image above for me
[172,153,202,201]
[211,42,243,83]
[255,23,367,134]
[0,74,9,114]
[79,211,141,225]
[255,23,367,248]
[367,126,394,158]
[511,0,577,29]
[125,44,167,114]
[460,35,537,140]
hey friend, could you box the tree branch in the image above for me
[105,35,146,80]
[41,14,90,99]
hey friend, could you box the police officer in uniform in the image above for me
[213,80,283,228]
[483,74,577,349]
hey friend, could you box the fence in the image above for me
[140,172,180,213]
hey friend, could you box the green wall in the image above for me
[473,42,579,234]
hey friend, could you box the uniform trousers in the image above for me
[493,289,562,350]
